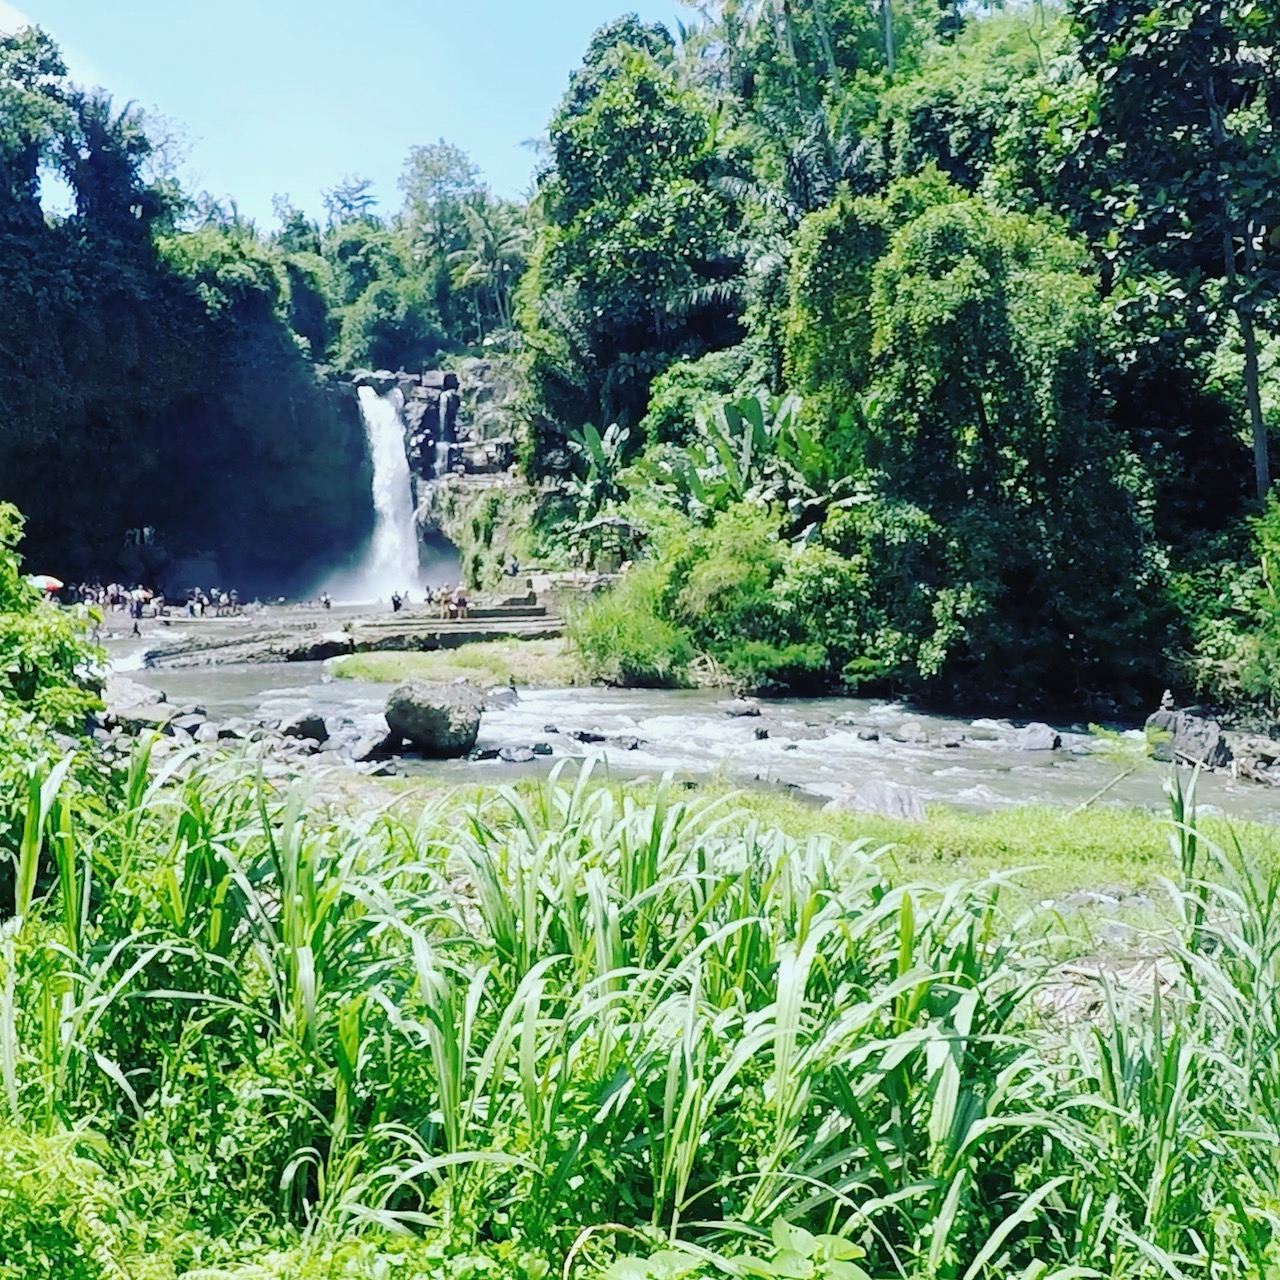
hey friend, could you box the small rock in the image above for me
[754,726,770,740]
[825,780,928,822]
[113,705,177,735]
[170,712,207,737]
[939,730,967,749]
[194,723,220,744]
[724,699,762,718]
[281,713,329,744]
[856,728,880,742]
[499,746,536,764]
[355,759,399,777]
[487,686,520,710]
[352,729,401,762]
[612,735,642,751]
[1017,723,1062,751]
[1098,921,1138,946]
[543,724,559,735]
[532,742,553,756]
[893,721,929,745]
[218,722,248,741]
[783,743,799,752]
[466,747,500,762]
[572,729,607,744]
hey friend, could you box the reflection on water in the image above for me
[125,659,1280,822]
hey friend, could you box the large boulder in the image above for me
[102,677,175,735]
[1016,723,1062,751]
[1145,708,1233,769]
[385,681,484,757]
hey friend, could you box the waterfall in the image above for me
[434,439,452,476]
[349,386,421,600]
[433,387,458,478]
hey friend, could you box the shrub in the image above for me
[719,640,828,693]
[1185,497,1280,709]
[0,504,102,729]
[639,346,755,445]
[567,563,694,686]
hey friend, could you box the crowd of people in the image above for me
[61,578,492,630]
[385,585,470,619]
[67,582,248,635]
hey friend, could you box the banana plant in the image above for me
[645,391,859,536]
[566,421,632,519]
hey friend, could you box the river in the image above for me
[113,634,1280,822]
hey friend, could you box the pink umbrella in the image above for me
[27,575,63,593]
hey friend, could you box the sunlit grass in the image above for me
[328,637,581,688]
[7,749,1280,1277]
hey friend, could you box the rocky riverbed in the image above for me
[99,658,1280,823]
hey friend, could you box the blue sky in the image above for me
[3,0,688,228]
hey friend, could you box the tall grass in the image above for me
[2,750,1280,1277]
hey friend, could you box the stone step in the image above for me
[361,604,548,624]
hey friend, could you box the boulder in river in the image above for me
[169,712,207,738]
[1016,723,1062,751]
[385,680,483,757]
[825,780,928,822]
[724,699,762,718]
[1145,708,1232,769]
[893,721,929,745]
[352,728,402,762]
[499,746,536,764]
[281,713,329,744]
[1232,734,1280,785]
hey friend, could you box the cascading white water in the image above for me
[434,387,458,477]
[349,386,421,600]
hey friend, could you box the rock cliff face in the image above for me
[351,360,526,579]
[352,361,519,500]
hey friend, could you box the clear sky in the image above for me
[2,0,688,228]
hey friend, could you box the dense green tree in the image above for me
[1071,0,1280,498]
[399,139,483,258]
[0,27,68,223]
[521,17,743,465]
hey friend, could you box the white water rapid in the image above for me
[347,386,421,601]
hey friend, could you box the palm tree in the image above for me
[448,200,530,335]
[58,90,158,236]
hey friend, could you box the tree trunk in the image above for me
[1206,74,1269,497]
[809,0,842,90]
[1241,306,1271,498]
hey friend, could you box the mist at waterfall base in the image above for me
[322,387,459,604]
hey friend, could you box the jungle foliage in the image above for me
[8,0,1280,700]
[539,0,1280,711]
